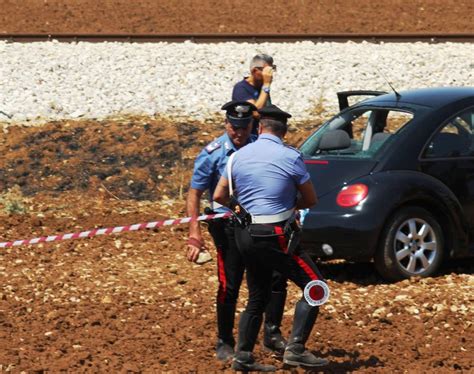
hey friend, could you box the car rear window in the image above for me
[300,108,414,159]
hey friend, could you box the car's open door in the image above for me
[337,90,387,111]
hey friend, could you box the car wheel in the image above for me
[375,206,444,281]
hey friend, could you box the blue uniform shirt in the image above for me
[225,133,310,215]
[191,132,257,213]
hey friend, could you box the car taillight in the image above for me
[336,184,369,207]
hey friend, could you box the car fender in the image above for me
[368,170,469,256]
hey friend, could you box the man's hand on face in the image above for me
[262,66,273,86]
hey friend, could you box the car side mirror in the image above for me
[318,130,351,151]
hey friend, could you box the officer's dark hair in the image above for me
[260,118,287,136]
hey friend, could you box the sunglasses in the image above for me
[255,65,277,72]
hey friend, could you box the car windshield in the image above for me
[300,107,414,159]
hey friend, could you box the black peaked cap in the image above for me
[258,104,292,122]
[221,100,257,128]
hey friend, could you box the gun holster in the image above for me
[204,207,214,215]
[204,207,228,230]
[228,196,251,227]
[243,213,301,255]
[286,223,301,255]
[201,206,214,228]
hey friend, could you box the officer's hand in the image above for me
[262,66,273,86]
[187,237,206,263]
[187,245,201,263]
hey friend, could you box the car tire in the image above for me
[375,206,444,281]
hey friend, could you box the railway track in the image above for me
[1,33,474,43]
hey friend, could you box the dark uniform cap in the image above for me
[258,104,292,124]
[221,100,257,128]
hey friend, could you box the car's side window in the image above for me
[350,110,371,142]
[366,110,413,151]
[423,108,474,159]
[384,111,413,134]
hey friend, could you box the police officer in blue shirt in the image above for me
[214,105,329,371]
[186,101,288,361]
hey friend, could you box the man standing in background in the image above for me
[232,54,275,134]
[232,53,275,109]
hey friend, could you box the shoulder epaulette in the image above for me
[206,141,222,153]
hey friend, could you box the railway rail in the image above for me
[1,33,474,43]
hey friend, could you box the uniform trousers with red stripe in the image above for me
[208,218,287,346]
[208,219,244,306]
[234,222,324,353]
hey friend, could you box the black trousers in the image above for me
[235,223,324,317]
[208,219,287,306]
[208,219,244,305]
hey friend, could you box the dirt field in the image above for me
[0,1,473,372]
[0,119,472,373]
[0,0,473,34]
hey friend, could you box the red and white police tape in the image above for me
[0,211,232,249]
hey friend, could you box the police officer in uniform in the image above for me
[186,101,288,361]
[214,105,329,371]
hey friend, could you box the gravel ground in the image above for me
[1,41,473,123]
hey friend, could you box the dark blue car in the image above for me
[299,87,474,280]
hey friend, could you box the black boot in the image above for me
[263,291,287,354]
[216,339,234,362]
[232,312,275,372]
[232,351,276,372]
[283,299,328,368]
[284,343,328,368]
[216,304,236,361]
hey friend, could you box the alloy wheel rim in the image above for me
[393,218,438,275]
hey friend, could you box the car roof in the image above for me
[356,87,474,109]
